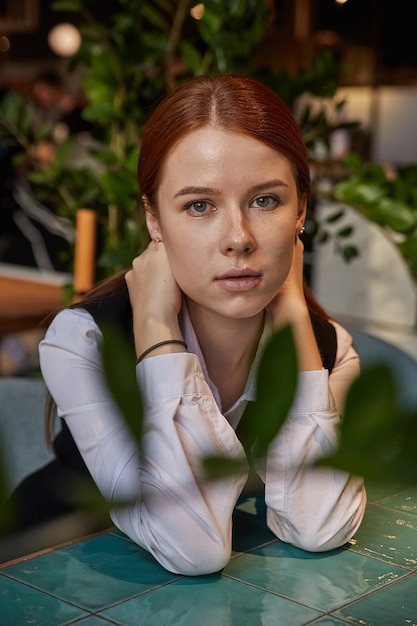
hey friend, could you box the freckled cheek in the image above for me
[268,238,294,287]
[264,220,294,252]
[164,238,209,290]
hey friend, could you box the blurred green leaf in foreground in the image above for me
[2,322,417,541]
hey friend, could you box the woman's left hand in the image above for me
[268,236,324,371]
[267,235,307,328]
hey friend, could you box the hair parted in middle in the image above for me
[138,74,310,210]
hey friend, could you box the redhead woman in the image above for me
[8,74,366,575]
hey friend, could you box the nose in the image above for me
[221,207,255,256]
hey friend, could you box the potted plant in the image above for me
[1,0,348,283]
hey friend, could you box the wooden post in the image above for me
[73,209,97,302]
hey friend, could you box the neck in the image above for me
[186,300,265,410]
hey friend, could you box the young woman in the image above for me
[12,74,366,575]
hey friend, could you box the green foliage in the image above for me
[203,324,299,478]
[2,1,416,287]
[0,90,34,148]
[334,154,417,280]
[0,0,349,283]
[82,319,417,489]
[309,204,360,264]
[318,364,417,483]
[101,322,144,445]
[202,323,417,487]
[237,324,298,459]
[1,315,416,539]
[194,0,267,74]
[0,447,15,532]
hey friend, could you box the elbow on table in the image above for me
[111,508,233,576]
[286,529,350,553]
[268,520,352,552]
[267,507,365,553]
[155,540,232,577]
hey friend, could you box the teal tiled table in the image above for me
[1,482,417,625]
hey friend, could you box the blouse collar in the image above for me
[179,303,272,429]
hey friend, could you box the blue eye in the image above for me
[252,195,278,209]
[186,200,211,215]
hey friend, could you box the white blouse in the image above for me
[39,306,366,575]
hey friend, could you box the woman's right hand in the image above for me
[125,240,184,357]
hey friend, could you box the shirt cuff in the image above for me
[136,352,210,405]
[290,370,331,414]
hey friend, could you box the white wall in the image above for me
[299,87,417,356]
[313,201,417,357]
[297,85,417,166]
[335,86,417,166]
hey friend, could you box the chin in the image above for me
[185,291,272,321]
[213,300,268,321]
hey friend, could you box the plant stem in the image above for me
[108,203,119,247]
[165,0,191,90]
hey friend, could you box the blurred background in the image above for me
[3,1,417,84]
[1,0,417,376]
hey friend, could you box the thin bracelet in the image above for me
[136,339,187,364]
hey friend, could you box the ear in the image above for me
[143,196,162,241]
[296,197,307,232]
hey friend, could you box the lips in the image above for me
[215,268,262,292]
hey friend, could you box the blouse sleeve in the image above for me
[257,321,367,552]
[39,308,248,575]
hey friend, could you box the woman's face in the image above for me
[146,127,306,323]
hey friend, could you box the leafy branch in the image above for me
[333,154,417,281]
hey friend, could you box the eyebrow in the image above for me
[173,179,289,198]
[174,186,221,198]
[248,179,289,193]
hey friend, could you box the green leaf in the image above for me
[326,209,345,223]
[316,230,330,244]
[140,3,171,32]
[239,325,298,458]
[91,149,119,165]
[50,138,77,169]
[0,449,16,532]
[149,0,175,13]
[335,180,386,207]
[337,226,354,238]
[341,365,397,444]
[341,152,364,175]
[180,41,204,75]
[78,23,109,41]
[341,245,359,262]
[82,102,120,124]
[51,0,82,10]
[100,169,138,211]
[399,231,417,279]
[124,147,140,173]
[202,456,247,480]
[33,121,55,142]
[316,365,417,483]
[365,198,417,234]
[82,77,116,106]
[100,322,143,447]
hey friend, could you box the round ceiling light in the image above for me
[48,23,81,57]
